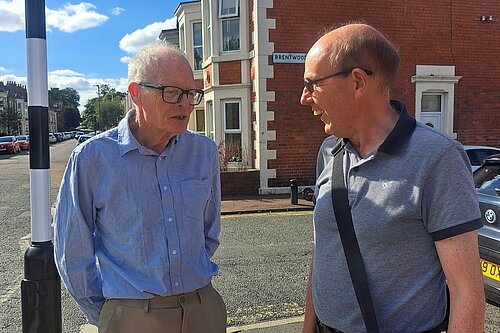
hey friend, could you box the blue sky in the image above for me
[0,0,183,110]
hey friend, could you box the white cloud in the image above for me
[119,17,177,54]
[0,0,25,32]
[0,66,8,72]
[110,7,125,16]
[0,71,127,113]
[120,56,132,64]
[0,1,109,33]
[46,2,108,33]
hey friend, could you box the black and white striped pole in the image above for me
[21,1,62,332]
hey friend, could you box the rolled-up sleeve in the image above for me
[54,151,104,325]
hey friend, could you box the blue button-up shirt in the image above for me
[54,110,221,325]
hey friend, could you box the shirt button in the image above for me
[163,186,168,191]
[168,217,173,223]
[174,282,179,287]
[172,250,177,255]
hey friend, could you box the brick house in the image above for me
[164,0,499,195]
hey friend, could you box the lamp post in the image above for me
[93,84,100,133]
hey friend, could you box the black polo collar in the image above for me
[378,99,416,154]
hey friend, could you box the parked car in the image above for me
[49,133,57,144]
[54,132,64,142]
[0,136,21,154]
[16,135,30,150]
[475,154,500,306]
[77,134,93,146]
[464,145,500,172]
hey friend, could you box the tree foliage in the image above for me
[49,87,81,131]
[0,103,21,135]
[81,85,126,131]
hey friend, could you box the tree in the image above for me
[81,85,125,131]
[49,87,81,130]
[0,99,21,135]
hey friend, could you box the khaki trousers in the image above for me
[98,283,226,333]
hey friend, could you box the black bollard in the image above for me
[21,242,62,333]
[22,1,62,332]
[290,179,298,205]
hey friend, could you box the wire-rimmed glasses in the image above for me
[304,67,372,93]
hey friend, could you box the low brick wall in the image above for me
[220,170,259,196]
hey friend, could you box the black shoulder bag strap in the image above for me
[331,140,379,333]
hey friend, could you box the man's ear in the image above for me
[128,82,141,106]
[352,68,368,98]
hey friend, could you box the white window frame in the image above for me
[219,0,239,18]
[222,99,242,162]
[206,100,215,140]
[192,21,203,71]
[194,107,205,134]
[179,24,185,52]
[219,0,240,53]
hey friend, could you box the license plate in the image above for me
[481,259,500,282]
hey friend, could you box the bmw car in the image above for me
[475,154,500,306]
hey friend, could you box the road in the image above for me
[0,139,499,332]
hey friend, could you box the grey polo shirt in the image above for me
[312,100,482,333]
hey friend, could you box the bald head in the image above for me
[309,23,400,89]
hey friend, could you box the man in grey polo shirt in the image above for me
[299,23,485,332]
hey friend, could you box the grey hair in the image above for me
[128,40,188,84]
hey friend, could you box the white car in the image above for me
[464,145,500,172]
[48,133,57,144]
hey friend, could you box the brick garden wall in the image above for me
[221,170,260,196]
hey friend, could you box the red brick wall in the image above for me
[221,170,260,196]
[204,64,213,88]
[219,61,242,85]
[195,79,203,89]
[265,0,500,187]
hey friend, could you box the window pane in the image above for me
[225,102,240,129]
[206,101,214,140]
[224,133,242,162]
[194,47,203,71]
[196,109,205,132]
[193,22,202,46]
[222,18,240,51]
[220,0,238,16]
[475,165,500,196]
[421,95,441,112]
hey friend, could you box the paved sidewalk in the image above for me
[82,316,304,333]
[221,194,314,215]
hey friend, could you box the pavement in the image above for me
[81,194,313,333]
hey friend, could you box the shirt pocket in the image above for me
[180,179,211,221]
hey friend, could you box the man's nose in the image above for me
[300,86,311,105]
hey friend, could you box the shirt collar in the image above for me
[118,109,182,157]
[378,99,416,154]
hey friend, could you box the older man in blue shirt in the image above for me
[54,41,226,333]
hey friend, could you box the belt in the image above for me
[107,283,211,310]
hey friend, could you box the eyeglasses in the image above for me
[304,67,372,93]
[138,83,204,106]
